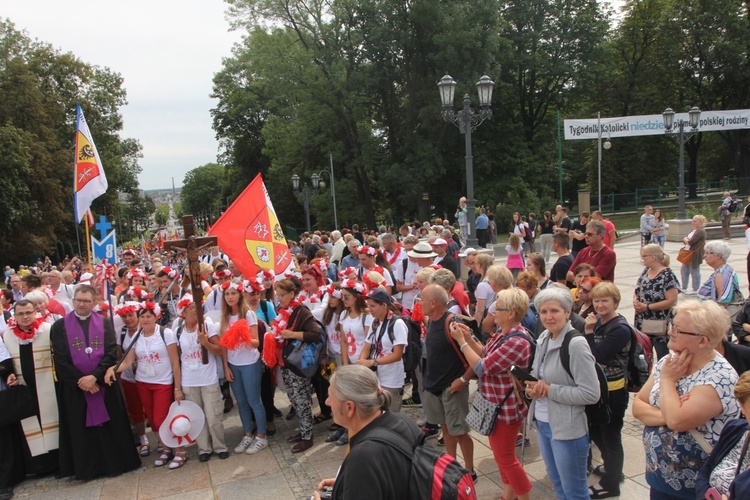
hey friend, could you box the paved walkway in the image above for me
[12,235,750,499]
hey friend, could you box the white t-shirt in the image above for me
[302,292,329,322]
[339,311,373,362]
[395,260,421,311]
[203,288,224,312]
[475,280,496,309]
[172,318,220,387]
[366,317,408,389]
[225,311,260,366]
[133,328,177,386]
[325,314,341,356]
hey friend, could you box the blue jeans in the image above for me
[652,234,665,247]
[536,420,590,500]
[680,264,701,292]
[229,361,266,435]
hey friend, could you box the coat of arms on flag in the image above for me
[209,174,293,277]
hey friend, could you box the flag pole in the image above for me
[85,210,93,267]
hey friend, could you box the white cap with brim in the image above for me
[458,247,476,257]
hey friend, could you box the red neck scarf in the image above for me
[9,316,44,344]
[386,244,403,265]
[271,297,304,337]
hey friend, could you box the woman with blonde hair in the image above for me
[450,288,534,500]
[680,214,707,294]
[634,244,679,360]
[633,300,741,499]
[585,282,632,498]
[479,266,515,338]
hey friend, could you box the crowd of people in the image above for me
[2,198,750,500]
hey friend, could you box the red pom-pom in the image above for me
[261,332,278,367]
[219,319,254,350]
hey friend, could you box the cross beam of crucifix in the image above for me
[164,215,217,364]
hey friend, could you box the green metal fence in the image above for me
[596,177,750,213]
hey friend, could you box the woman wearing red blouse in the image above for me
[450,288,534,500]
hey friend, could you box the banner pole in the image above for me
[85,212,93,267]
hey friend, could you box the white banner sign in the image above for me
[564,109,750,140]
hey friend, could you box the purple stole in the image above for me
[64,312,110,427]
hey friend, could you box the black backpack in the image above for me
[559,329,611,426]
[729,199,743,213]
[374,316,423,373]
[367,420,476,500]
[504,329,536,371]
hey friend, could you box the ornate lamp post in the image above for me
[438,74,494,247]
[312,155,338,229]
[292,174,318,232]
[662,107,701,219]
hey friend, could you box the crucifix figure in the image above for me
[164,215,217,364]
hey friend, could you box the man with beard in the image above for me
[50,285,140,480]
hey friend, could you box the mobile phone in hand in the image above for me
[705,487,722,500]
[510,365,538,383]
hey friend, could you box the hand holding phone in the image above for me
[510,365,538,383]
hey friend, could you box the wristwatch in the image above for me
[373,360,379,368]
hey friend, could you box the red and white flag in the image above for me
[209,174,294,278]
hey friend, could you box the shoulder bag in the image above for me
[466,385,514,436]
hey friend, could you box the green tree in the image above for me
[154,204,169,226]
[181,163,229,220]
[0,18,142,261]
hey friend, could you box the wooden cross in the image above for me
[164,215,217,364]
[72,337,84,351]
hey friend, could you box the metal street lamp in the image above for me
[291,174,319,232]
[311,154,339,229]
[597,113,612,212]
[662,106,701,219]
[438,73,494,247]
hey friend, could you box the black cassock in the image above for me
[0,346,58,488]
[50,316,141,480]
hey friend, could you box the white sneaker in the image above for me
[416,417,427,427]
[245,437,268,454]
[234,435,255,453]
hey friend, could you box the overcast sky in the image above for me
[3,0,243,191]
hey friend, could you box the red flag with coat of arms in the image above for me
[208,174,294,278]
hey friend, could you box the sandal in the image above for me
[168,451,188,470]
[312,413,332,425]
[588,484,619,499]
[139,442,151,457]
[154,450,172,467]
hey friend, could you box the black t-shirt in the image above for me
[333,411,421,500]
[560,216,572,232]
[570,220,588,253]
[550,254,574,284]
[423,312,466,392]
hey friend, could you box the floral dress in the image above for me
[634,267,680,330]
[644,355,740,498]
